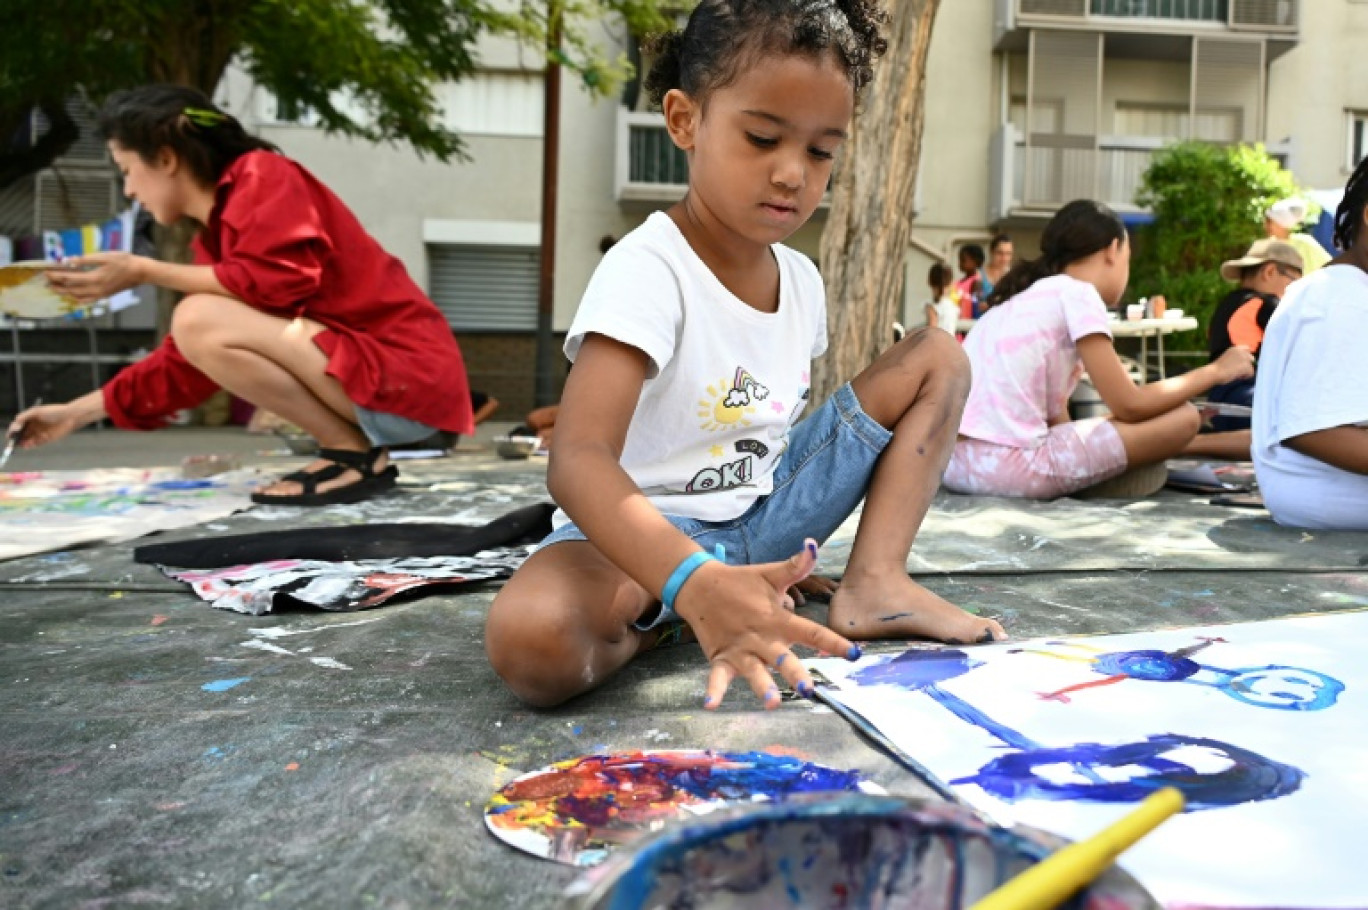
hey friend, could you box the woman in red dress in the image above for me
[13,85,474,505]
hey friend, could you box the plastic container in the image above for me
[563,793,1159,910]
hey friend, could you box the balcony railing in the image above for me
[989,124,1290,220]
[1004,0,1298,34]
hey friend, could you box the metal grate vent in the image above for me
[427,244,539,332]
[36,170,121,233]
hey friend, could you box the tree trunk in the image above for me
[812,0,940,406]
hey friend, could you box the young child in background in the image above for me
[17,85,474,505]
[1253,158,1368,529]
[943,200,1255,500]
[956,243,987,318]
[923,262,959,334]
[486,0,1003,712]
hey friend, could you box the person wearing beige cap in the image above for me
[1264,197,1331,274]
[1204,239,1304,431]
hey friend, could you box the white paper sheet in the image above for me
[807,612,1368,908]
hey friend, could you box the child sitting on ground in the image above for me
[1252,158,1368,529]
[485,0,1003,712]
[943,200,1255,500]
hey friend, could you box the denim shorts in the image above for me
[538,382,893,628]
[355,406,440,448]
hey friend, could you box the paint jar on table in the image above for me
[563,793,1160,910]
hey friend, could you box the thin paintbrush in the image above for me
[0,397,43,471]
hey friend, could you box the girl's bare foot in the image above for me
[827,567,1006,644]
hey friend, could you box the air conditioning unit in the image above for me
[1231,0,1298,29]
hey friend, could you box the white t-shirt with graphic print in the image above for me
[554,211,827,527]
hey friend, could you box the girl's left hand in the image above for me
[45,252,145,303]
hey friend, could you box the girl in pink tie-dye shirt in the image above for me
[945,200,1255,499]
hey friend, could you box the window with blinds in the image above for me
[427,244,539,332]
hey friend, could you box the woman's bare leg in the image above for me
[171,294,385,496]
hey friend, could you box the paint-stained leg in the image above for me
[829,328,1006,645]
[485,540,663,707]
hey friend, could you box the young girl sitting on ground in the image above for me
[486,0,1004,711]
[1253,157,1368,529]
[10,85,474,505]
[943,200,1255,500]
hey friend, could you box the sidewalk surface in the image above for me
[2,424,1365,908]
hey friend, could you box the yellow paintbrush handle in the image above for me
[970,787,1185,910]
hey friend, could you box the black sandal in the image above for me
[251,446,398,506]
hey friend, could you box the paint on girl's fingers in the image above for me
[805,540,818,560]
[879,612,915,622]
[846,644,863,661]
[775,654,787,668]
[796,680,814,698]
[766,687,780,703]
[703,695,717,708]
[977,628,998,644]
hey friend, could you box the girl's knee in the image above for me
[1172,402,1202,439]
[900,327,970,391]
[485,590,604,708]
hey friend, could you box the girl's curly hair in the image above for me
[644,0,888,108]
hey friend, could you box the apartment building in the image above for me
[3,1,1366,414]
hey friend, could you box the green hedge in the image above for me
[1128,142,1314,345]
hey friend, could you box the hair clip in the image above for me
[183,107,227,128]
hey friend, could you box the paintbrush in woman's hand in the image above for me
[0,397,42,470]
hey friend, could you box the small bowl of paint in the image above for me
[495,435,541,459]
[563,792,1160,910]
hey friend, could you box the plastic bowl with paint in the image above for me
[495,435,541,459]
[563,793,1160,910]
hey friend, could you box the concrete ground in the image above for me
[3,424,1367,908]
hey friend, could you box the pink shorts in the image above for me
[943,418,1128,499]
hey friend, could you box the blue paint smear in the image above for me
[923,685,1042,752]
[952,733,1304,810]
[1220,665,1344,711]
[201,677,249,692]
[1095,649,1201,682]
[149,479,216,491]
[850,648,980,690]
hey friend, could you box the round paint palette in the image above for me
[484,750,884,867]
[0,262,88,319]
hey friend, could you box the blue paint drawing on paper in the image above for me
[849,642,1336,811]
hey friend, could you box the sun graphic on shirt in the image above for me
[698,378,756,431]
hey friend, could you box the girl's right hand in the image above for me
[672,538,860,711]
[8,403,85,449]
[1213,345,1256,384]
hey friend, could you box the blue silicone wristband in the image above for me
[661,545,725,611]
